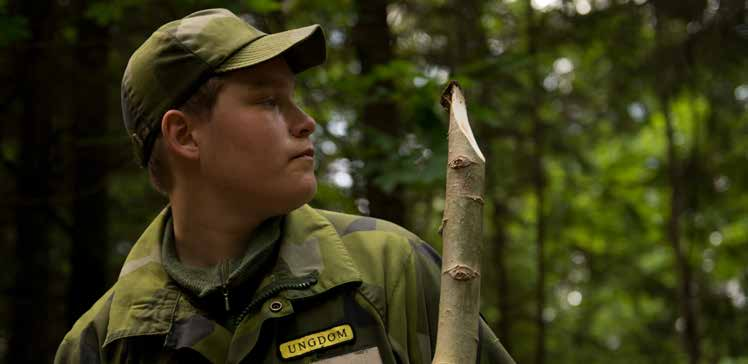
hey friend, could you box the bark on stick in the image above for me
[433,81,486,364]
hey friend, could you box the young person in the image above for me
[55,8,515,364]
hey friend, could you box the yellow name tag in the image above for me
[279,324,355,359]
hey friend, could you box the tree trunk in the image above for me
[8,0,58,361]
[433,82,485,364]
[525,2,547,364]
[352,0,406,225]
[661,94,701,364]
[532,114,547,364]
[446,0,490,73]
[493,200,512,349]
[652,9,702,362]
[66,2,112,326]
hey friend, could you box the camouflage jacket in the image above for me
[55,205,515,364]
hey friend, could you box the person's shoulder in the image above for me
[317,207,441,262]
[66,287,116,337]
[312,207,441,273]
[55,287,115,363]
[314,208,422,244]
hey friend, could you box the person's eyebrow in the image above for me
[245,76,295,90]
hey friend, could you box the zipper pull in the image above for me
[220,260,230,312]
[223,288,230,312]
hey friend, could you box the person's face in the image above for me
[193,57,317,216]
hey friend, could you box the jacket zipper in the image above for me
[233,274,318,327]
[219,260,231,312]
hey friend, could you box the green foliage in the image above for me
[1,0,747,363]
[244,0,282,14]
[0,7,28,47]
[85,0,146,26]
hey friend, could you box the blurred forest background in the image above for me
[1,0,747,363]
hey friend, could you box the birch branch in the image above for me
[432,81,486,364]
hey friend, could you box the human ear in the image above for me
[161,109,200,161]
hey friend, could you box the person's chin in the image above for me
[280,177,317,212]
[299,176,318,202]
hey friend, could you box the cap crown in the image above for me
[121,9,266,165]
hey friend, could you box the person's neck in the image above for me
[169,186,266,268]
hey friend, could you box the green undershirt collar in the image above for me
[161,213,282,299]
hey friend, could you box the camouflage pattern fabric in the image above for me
[55,205,515,364]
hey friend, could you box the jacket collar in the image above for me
[102,205,362,347]
[274,204,362,299]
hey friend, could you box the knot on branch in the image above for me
[448,156,475,169]
[465,195,484,204]
[437,218,447,236]
[445,264,479,281]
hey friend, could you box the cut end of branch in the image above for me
[443,81,486,163]
[445,264,480,281]
[440,80,461,110]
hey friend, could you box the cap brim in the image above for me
[214,24,326,74]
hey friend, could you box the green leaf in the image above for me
[245,0,282,14]
[0,15,29,47]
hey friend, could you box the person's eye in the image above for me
[258,97,278,108]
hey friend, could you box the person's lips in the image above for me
[292,147,315,160]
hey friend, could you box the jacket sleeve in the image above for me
[54,323,105,364]
[410,239,516,364]
[55,290,115,364]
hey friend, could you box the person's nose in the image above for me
[288,103,316,138]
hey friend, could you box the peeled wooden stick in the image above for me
[433,81,486,364]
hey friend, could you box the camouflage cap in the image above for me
[122,8,326,167]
